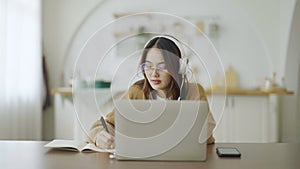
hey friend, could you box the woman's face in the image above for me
[144,48,172,96]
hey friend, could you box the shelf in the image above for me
[51,87,111,96]
[205,88,294,96]
[52,87,294,96]
[51,87,116,106]
[51,87,72,95]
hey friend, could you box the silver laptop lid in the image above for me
[114,100,208,161]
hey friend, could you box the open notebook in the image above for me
[44,139,115,153]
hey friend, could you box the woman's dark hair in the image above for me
[134,36,187,100]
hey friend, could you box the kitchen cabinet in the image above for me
[211,95,278,143]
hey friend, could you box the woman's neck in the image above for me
[156,90,169,99]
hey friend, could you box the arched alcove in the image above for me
[64,0,274,89]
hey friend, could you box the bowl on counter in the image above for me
[95,81,111,88]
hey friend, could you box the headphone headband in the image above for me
[143,35,184,55]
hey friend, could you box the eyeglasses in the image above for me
[141,63,168,73]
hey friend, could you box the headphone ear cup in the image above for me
[179,58,188,74]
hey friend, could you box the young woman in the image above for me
[88,35,216,149]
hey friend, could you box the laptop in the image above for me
[114,100,209,161]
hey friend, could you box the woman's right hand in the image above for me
[95,130,115,149]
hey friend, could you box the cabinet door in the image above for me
[232,96,269,142]
[54,94,75,139]
[211,95,277,143]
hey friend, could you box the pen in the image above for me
[100,116,110,133]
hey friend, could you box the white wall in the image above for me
[64,0,283,89]
[281,0,300,142]
[42,0,288,91]
[42,0,298,141]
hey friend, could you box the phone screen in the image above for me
[216,147,241,157]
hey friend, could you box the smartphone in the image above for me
[216,147,241,157]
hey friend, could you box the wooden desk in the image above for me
[0,141,298,169]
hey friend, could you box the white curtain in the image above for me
[0,0,42,140]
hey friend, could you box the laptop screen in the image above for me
[114,100,208,161]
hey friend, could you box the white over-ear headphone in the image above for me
[143,35,189,75]
[178,57,188,74]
